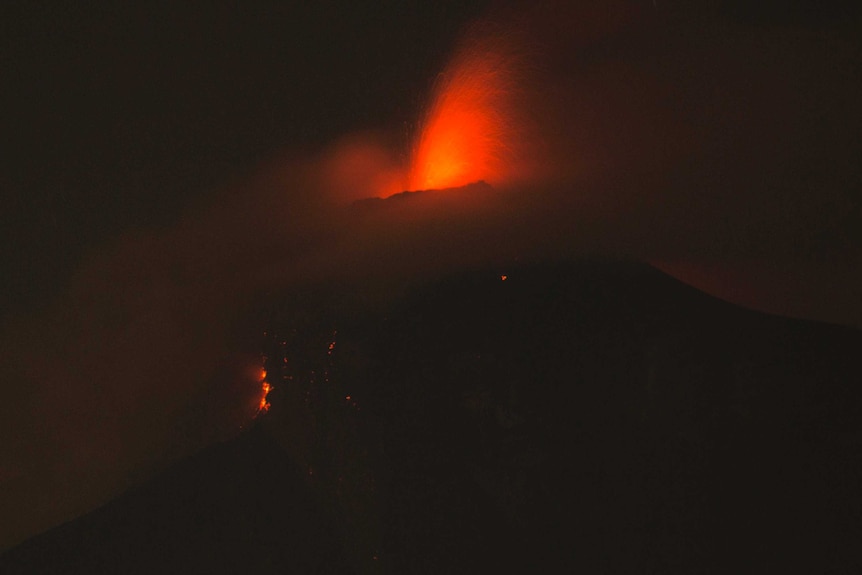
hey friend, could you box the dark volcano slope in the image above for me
[3,260,861,574]
[0,424,352,574]
[267,260,862,574]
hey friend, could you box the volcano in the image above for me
[2,257,861,574]
[5,1,862,572]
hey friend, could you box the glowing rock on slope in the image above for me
[257,368,271,415]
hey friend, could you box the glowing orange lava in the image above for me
[409,31,523,191]
[257,368,271,415]
[258,382,272,413]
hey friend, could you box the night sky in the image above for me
[2,0,861,550]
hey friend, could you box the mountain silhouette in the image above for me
[3,260,860,574]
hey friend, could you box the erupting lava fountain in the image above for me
[407,26,537,192]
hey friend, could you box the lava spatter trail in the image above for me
[408,24,537,192]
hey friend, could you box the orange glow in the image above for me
[258,381,272,414]
[409,29,525,191]
[501,275,508,281]
[323,132,407,201]
[256,363,271,415]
